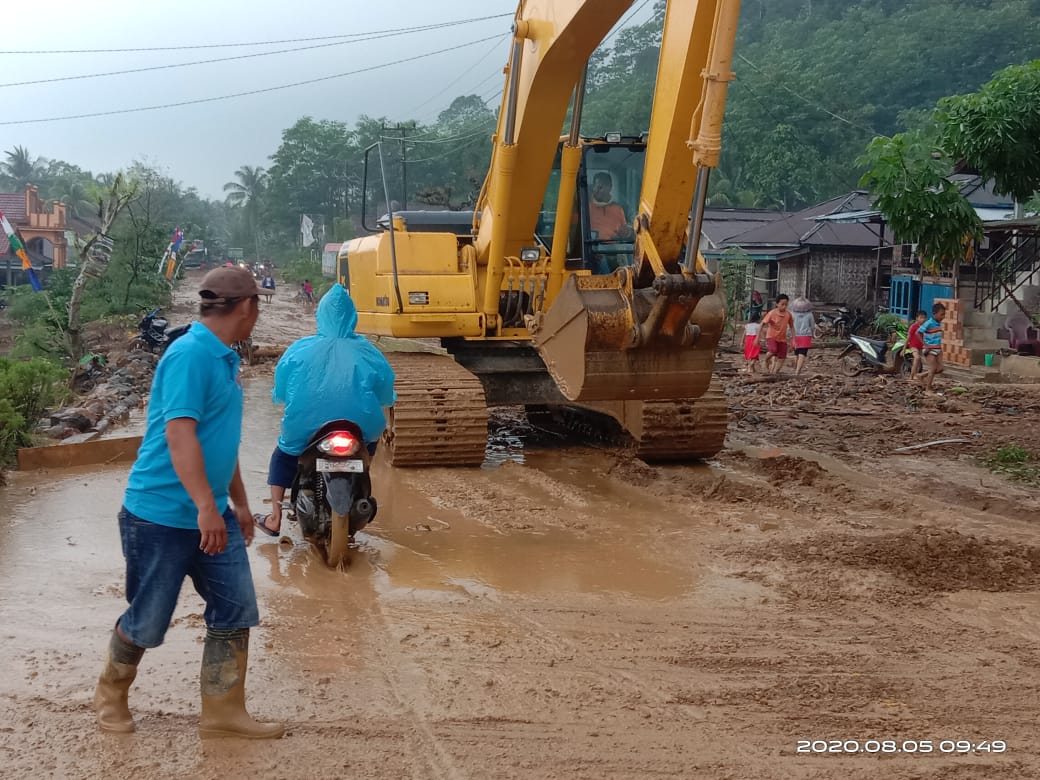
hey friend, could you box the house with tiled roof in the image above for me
[702,191,888,309]
[703,176,1019,311]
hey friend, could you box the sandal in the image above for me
[253,513,279,537]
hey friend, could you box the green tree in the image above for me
[224,164,268,258]
[859,131,981,272]
[938,60,1040,203]
[266,118,355,243]
[1,145,46,190]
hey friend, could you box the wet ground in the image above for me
[3,359,1040,777]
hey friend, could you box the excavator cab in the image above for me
[535,137,645,274]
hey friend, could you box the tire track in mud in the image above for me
[383,461,726,726]
[260,545,467,780]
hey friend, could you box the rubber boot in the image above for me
[93,626,144,733]
[198,628,284,740]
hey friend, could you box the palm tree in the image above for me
[224,165,267,258]
[1,145,46,190]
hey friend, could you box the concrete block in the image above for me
[17,435,143,471]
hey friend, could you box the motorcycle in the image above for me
[130,308,188,353]
[816,306,866,339]
[838,332,911,376]
[130,308,251,363]
[289,420,378,567]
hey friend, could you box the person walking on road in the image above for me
[790,296,815,375]
[93,266,284,740]
[920,303,946,392]
[742,314,762,373]
[906,310,927,382]
[759,294,794,374]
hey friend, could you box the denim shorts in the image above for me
[267,446,299,489]
[116,506,259,648]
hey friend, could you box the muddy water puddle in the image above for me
[239,377,703,601]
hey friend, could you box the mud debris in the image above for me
[746,525,1040,594]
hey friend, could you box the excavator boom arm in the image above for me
[636,0,742,276]
[474,1,634,277]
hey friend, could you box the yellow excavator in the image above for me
[340,0,742,466]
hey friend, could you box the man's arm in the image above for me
[166,418,227,555]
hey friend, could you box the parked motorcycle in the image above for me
[130,308,186,353]
[130,308,251,363]
[816,306,868,339]
[838,332,911,376]
[289,420,378,567]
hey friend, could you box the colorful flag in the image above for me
[171,227,184,251]
[0,210,42,292]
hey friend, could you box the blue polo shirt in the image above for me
[124,322,243,529]
[922,317,943,348]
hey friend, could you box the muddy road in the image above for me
[2,362,1040,778]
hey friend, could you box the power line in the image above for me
[0,14,513,55]
[406,132,493,165]
[600,0,655,48]
[736,53,878,135]
[409,2,653,139]
[0,21,509,89]
[399,34,509,123]
[0,35,502,126]
[384,122,495,146]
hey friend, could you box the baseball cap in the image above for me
[198,266,263,302]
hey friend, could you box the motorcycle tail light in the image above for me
[318,431,360,457]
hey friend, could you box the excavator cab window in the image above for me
[579,143,645,274]
[535,149,581,263]
[535,141,646,273]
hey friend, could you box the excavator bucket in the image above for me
[530,272,725,403]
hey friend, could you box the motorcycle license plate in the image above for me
[316,458,364,473]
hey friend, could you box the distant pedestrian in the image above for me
[790,296,814,375]
[742,314,762,373]
[303,279,314,303]
[906,310,928,381]
[920,303,946,391]
[759,294,794,374]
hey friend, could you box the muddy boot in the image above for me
[198,628,284,740]
[93,627,145,733]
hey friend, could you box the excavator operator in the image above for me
[588,172,634,241]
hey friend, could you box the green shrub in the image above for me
[0,357,68,466]
[0,398,26,468]
[981,444,1040,485]
[874,313,906,335]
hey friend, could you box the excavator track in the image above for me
[526,378,728,461]
[632,378,728,461]
[383,352,489,467]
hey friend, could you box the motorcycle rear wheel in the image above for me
[840,351,864,376]
[325,510,350,568]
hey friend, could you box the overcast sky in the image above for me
[0,1,654,200]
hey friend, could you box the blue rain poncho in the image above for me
[273,284,396,455]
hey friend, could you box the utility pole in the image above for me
[385,124,410,210]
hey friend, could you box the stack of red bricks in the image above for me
[934,297,970,366]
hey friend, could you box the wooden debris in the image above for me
[892,438,972,454]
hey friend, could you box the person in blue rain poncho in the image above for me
[254,284,395,536]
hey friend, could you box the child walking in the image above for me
[743,314,762,373]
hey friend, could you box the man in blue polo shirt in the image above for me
[921,302,946,392]
[93,266,283,740]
